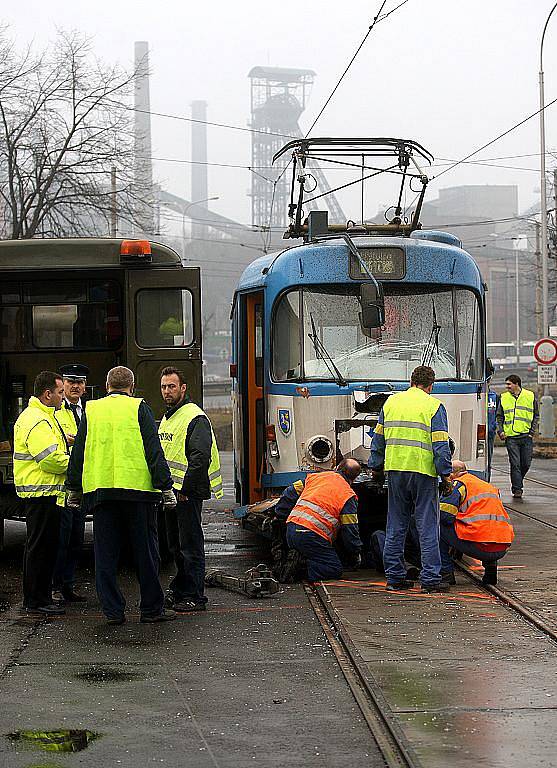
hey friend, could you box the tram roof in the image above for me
[236,232,483,293]
[0,238,182,270]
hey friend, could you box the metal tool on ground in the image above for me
[204,563,280,598]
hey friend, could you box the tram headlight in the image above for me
[306,435,333,464]
[476,424,486,458]
[266,424,280,459]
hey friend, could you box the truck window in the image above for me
[136,289,193,348]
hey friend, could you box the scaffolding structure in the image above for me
[248,67,344,230]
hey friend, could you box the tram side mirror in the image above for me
[359,282,385,330]
[486,358,495,379]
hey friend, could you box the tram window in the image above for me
[272,291,301,381]
[455,290,483,380]
[255,303,263,388]
[136,289,193,348]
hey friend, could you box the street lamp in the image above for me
[539,3,557,337]
[181,196,219,257]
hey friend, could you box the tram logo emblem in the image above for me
[278,409,292,437]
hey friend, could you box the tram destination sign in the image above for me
[349,247,406,280]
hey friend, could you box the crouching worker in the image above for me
[285,459,362,582]
[439,461,514,585]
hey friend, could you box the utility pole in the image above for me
[535,221,543,339]
[110,167,117,238]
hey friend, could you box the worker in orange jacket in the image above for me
[284,458,362,581]
[439,461,514,585]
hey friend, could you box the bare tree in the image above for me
[0,29,145,239]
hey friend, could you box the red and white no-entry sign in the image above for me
[534,338,557,365]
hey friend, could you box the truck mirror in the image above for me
[359,282,385,329]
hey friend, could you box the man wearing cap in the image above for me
[53,364,89,603]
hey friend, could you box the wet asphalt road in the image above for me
[0,453,385,768]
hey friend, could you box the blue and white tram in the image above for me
[231,139,489,508]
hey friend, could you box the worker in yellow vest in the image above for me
[158,366,223,613]
[496,374,538,499]
[66,366,177,625]
[369,365,453,593]
[13,371,69,616]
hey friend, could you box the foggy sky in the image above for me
[2,0,555,229]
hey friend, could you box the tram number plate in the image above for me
[349,247,406,280]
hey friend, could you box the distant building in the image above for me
[422,185,539,348]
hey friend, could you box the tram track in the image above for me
[305,583,422,768]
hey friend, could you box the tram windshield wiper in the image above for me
[308,312,347,387]
[421,298,441,367]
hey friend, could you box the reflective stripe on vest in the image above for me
[454,473,514,544]
[13,397,68,506]
[287,472,356,542]
[82,395,157,494]
[158,402,223,498]
[382,388,441,477]
[500,389,535,437]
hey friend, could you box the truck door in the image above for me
[125,267,202,418]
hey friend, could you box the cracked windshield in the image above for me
[273,286,482,382]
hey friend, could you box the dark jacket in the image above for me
[164,396,212,500]
[66,392,172,510]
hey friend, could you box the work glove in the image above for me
[439,476,453,497]
[66,490,82,509]
[162,489,177,510]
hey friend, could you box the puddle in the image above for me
[75,667,141,684]
[6,729,99,753]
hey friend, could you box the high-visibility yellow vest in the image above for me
[13,396,69,506]
[500,389,535,437]
[158,402,223,498]
[82,395,157,494]
[381,387,443,477]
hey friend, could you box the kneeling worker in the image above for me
[285,459,362,582]
[439,460,514,585]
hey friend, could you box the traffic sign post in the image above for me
[534,338,557,365]
[534,338,557,438]
[538,365,557,385]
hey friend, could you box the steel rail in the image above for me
[305,583,422,768]
[490,465,557,530]
[456,560,557,645]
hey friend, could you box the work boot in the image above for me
[441,571,456,585]
[512,489,523,499]
[482,564,498,586]
[106,616,126,626]
[173,601,206,613]
[140,610,177,623]
[23,604,66,616]
[386,579,414,591]
[280,549,306,584]
[61,588,87,603]
[421,582,450,593]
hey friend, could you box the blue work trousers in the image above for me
[165,498,207,605]
[53,504,86,590]
[93,501,164,620]
[439,514,507,573]
[505,436,533,493]
[384,471,441,586]
[286,523,343,582]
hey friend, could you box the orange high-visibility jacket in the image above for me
[287,471,357,543]
[454,473,514,544]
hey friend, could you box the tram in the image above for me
[231,139,489,517]
[0,237,202,544]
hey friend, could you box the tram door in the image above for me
[240,292,265,503]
